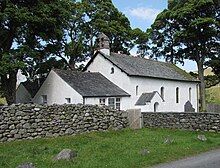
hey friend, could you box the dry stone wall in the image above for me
[0,104,128,142]
[142,112,220,132]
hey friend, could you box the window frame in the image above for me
[99,98,106,106]
[108,97,121,110]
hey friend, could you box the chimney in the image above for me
[97,33,110,55]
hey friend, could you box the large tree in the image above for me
[148,0,220,111]
[82,0,134,55]
[0,0,72,104]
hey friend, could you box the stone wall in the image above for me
[0,104,128,142]
[142,112,220,132]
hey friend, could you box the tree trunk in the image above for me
[197,61,206,112]
[1,70,18,105]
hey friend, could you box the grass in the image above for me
[0,97,6,105]
[206,86,220,105]
[0,128,220,168]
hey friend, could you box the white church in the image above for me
[16,33,199,112]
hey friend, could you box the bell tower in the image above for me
[97,33,110,55]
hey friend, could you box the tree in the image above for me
[0,0,72,104]
[148,0,220,111]
[82,0,134,55]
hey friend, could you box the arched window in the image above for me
[154,102,159,112]
[136,85,139,96]
[160,87,164,100]
[111,67,114,74]
[176,87,179,103]
[189,87,192,102]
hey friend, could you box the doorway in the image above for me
[154,102,159,112]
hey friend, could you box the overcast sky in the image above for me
[112,0,197,72]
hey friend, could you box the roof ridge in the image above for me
[110,52,173,65]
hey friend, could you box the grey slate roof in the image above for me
[54,69,130,97]
[84,51,199,82]
[135,92,157,105]
[135,91,164,105]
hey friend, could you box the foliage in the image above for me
[205,75,220,88]
[147,0,220,111]
[82,0,134,55]
[0,128,219,168]
[0,0,72,104]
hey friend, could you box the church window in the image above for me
[176,87,179,103]
[189,87,192,102]
[111,67,114,74]
[160,87,164,100]
[136,85,139,96]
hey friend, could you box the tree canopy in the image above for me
[147,0,220,111]
[0,0,72,104]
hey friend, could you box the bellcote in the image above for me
[96,33,110,55]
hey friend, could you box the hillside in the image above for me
[206,86,220,105]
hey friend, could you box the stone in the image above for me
[65,128,74,134]
[197,134,207,142]
[16,162,35,168]
[85,113,90,117]
[54,149,77,161]
[140,148,150,156]
[164,136,174,144]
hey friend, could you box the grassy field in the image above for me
[0,128,220,168]
[206,86,220,105]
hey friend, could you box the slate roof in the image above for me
[54,69,130,97]
[135,91,163,106]
[22,78,45,97]
[84,51,199,82]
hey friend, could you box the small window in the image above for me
[189,88,192,102]
[42,95,47,104]
[160,87,164,100]
[136,85,139,96]
[176,87,179,103]
[108,98,115,109]
[116,98,121,110]
[99,98,106,106]
[65,98,71,104]
[111,67,114,74]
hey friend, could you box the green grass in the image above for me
[0,97,6,105]
[0,128,220,168]
[206,87,220,104]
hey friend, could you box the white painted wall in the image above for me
[16,84,32,103]
[33,70,83,105]
[86,53,198,112]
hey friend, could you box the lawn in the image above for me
[0,128,220,168]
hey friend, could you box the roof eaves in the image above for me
[128,74,200,83]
